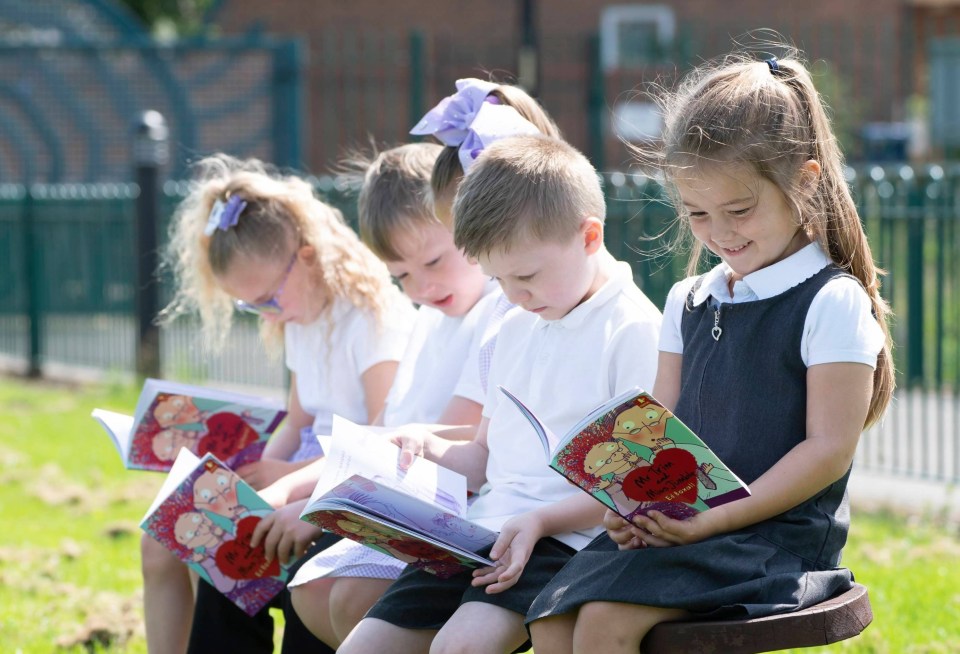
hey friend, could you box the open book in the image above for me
[299,416,498,578]
[140,450,290,616]
[91,378,286,472]
[499,386,750,522]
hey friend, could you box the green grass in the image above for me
[0,377,957,652]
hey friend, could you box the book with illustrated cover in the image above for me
[299,416,498,578]
[91,378,286,472]
[499,386,750,522]
[140,450,291,616]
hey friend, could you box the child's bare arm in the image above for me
[636,361,874,547]
[392,418,490,491]
[262,373,312,460]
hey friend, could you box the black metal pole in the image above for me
[133,110,168,380]
[518,0,539,98]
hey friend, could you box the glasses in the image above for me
[234,253,297,316]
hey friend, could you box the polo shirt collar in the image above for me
[691,242,830,306]
[541,260,634,329]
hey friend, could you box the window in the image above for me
[600,5,676,70]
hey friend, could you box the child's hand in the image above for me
[250,503,321,565]
[630,509,717,548]
[603,509,646,550]
[237,458,300,490]
[388,427,431,470]
[472,512,545,594]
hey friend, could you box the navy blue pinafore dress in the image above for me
[527,266,858,621]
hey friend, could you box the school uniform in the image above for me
[288,282,512,584]
[366,261,663,630]
[285,295,417,460]
[186,295,415,654]
[527,243,886,622]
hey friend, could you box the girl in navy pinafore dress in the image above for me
[526,48,895,653]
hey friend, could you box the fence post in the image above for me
[21,187,41,377]
[905,170,925,385]
[133,110,168,380]
[272,39,306,170]
[409,31,425,131]
[586,33,606,170]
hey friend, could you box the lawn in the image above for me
[0,376,957,652]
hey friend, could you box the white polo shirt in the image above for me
[659,242,885,368]
[467,261,663,550]
[286,294,416,436]
[382,281,504,427]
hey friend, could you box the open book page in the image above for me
[500,387,751,523]
[300,416,497,576]
[90,409,134,463]
[310,416,469,517]
[140,451,288,616]
[495,387,560,458]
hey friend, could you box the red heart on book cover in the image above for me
[201,413,260,460]
[621,448,698,504]
[215,516,280,580]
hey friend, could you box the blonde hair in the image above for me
[635,49,893,426]
[342,142,442,261]
[162,154,400,351]
[453,134,605,258]
[431,82,563,219]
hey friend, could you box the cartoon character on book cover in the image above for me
[131,394,279,471]
[555,394,747,522]
[142,457,288,615]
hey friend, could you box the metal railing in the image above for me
[0,167,957,481]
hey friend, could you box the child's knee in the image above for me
[140,532,181,578]
[329,578,390,639]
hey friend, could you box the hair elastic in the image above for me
[203,194,247,236]
[765,57,780,74]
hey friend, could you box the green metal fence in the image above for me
[0,167,957,481]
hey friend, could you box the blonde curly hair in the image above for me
[161,154,401,353]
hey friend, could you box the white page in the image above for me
[309,416,468,517]
[140,448,201,524]
[90,408,134,463]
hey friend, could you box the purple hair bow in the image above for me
[203,194,247,236]
[411,78,541,172]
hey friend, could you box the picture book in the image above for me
[299,416,498,578]
[499,386,751,522]
[140,449,291,616]
[91,378,286,472]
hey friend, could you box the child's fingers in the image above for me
[261,521,283,562]
[249,514,273,549]
[602,510,629,531]
[485,567,523,594]
[470,567,503,587]
[393,435,423,470]
[488,527,518,562]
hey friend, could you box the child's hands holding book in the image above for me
[250,499,323,565]
[603,508,723,549]
[471,512,545,594]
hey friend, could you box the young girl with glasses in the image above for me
[141,154,415,654]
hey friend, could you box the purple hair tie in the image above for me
[204,194,247,236]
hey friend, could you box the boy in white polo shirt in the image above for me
[338,134,663,654]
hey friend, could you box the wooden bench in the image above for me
[641,583,873,654]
